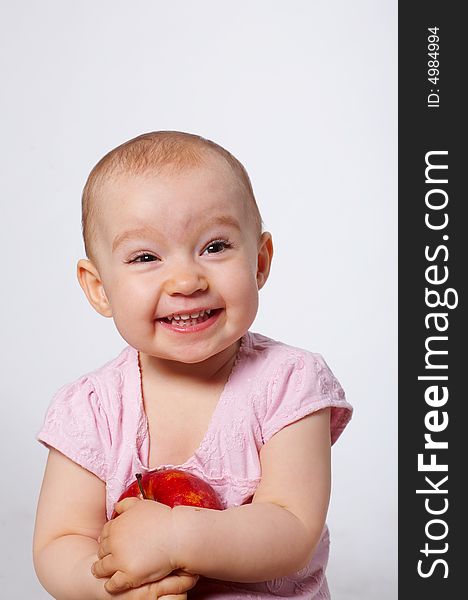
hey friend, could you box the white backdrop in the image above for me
[0,1,397,598]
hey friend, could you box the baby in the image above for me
[33,131,352,600]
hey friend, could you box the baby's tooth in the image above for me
[165,310,212,324]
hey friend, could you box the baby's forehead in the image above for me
[94,161,252,230]
[99,158,246,205]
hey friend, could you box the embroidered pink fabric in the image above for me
[38,330,352,599]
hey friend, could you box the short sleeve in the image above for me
[261,352,353,445]
[37,377,110,481]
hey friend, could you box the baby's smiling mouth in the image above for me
[158,308,220,327]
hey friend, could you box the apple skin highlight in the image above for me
[111,468,224,518]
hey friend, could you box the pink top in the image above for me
[38,330,352,599]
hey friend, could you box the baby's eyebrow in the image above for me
[204,215,241,231]
[112,215,241,252]
[112,226,161,252]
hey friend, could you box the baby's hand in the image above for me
[100,576,196,599]
[92,497,183,593]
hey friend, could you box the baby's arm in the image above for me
[93,408,331,590]
[33,448,198,600]
[176,407,331,580]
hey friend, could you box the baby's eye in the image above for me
[130,253,159,263]
[203,240,232,255]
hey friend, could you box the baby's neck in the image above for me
[138,339,241,386]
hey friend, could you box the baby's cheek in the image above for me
[232,278,259,320]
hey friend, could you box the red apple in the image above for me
[112,468,223,518]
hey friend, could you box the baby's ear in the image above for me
[76,259,113,318]
[256,232,274,290]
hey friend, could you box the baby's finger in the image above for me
[114,497,142,515]
[115,574,198,600]
[99,520,112,542]
[92,554,118,579]
[97,536,111,559]
[104,569,134,593]
[141,571,198,597]
[118,588,187,600]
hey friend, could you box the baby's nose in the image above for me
[164,263,208,296]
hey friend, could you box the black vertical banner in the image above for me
[399,3,466,598]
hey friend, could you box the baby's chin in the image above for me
[139,337,242,369]
[157,345,234,366]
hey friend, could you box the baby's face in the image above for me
[89,158,271,365]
